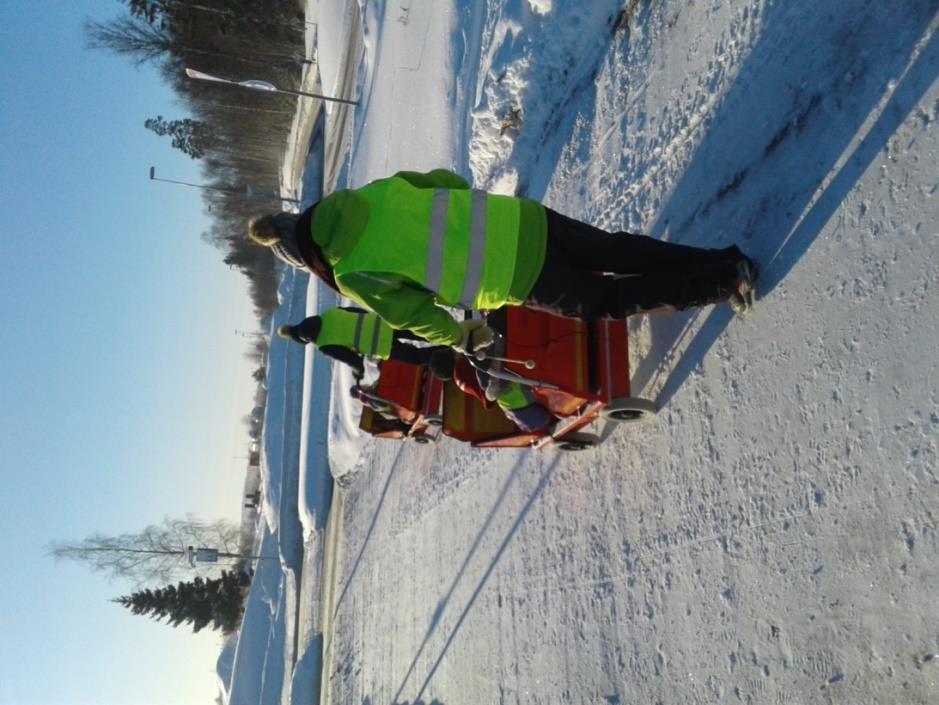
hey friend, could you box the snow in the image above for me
[526,0,552,17]
[221,1,939,704]
[468,0,626,194]
[313,0,353,102]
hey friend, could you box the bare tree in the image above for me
[47,515,242,586]
[84,15,174,66]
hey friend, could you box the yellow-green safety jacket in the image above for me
[316,308,395,359]
[493,382,538,411]
[307,169,547,346]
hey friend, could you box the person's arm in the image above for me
[337,272,463,346]
[392,169,471,190]
[318,345,366,377]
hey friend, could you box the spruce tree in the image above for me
[114,569,249,634]
[144,116,213,159]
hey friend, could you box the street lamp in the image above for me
[185,67,357,105]
[149,166,299,204]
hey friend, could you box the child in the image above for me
[277,307,445,378]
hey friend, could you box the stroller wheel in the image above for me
[557,431,600,451]
[602,397,657,422]
[424,414,443,427]
[412,433,434,445]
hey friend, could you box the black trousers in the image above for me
[388,332,446,366]
[525,209,743,318]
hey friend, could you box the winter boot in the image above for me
[729,258,758,316]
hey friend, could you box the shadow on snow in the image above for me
[393,453,562,703]
[640,2,938,405]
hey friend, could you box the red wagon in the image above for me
[357,359,444,444]
[441,307,656,450]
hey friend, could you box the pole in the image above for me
[466,355,559,391]
[216,551,276,561]
[72,545,273,560]
[149,166,241,194]
[264,83,357,105]
[185,67,358,106]
[475,350,536,369]
[149,167,298,204]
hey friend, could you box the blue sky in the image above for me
[0,3,262,704]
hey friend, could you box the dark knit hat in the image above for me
[277,324,305,345]
[276,317,322,345]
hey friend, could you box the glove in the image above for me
[455,319,494,354]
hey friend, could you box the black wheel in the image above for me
[557,432,600,451]
[601,397,657,423]
[425,414,443,427]
[609,409,643,421]
[412,433,433,445]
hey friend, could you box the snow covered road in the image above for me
[315,2,939,704]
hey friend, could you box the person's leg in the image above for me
[526,246,738,319]
[388,339,445,365]
[544,208,744,275]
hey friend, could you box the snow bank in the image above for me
[258,266,309,537]
[315,0,355,101]
[219,3,340,703]
[223,263,308,704]
[218,529,290,704]
[467,0,624,194]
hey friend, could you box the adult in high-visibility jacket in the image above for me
[249,169,757,350]
[277,307,444,378]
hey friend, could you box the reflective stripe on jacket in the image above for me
[316,309,394,359]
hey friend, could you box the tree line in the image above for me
[89,0,310,318]
[78,0,309,637]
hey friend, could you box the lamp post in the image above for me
[149,167,299,204]
[185,67,357,105]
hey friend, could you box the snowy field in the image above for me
[222,1,939,704]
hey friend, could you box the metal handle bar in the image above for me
[465,355,560,391]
